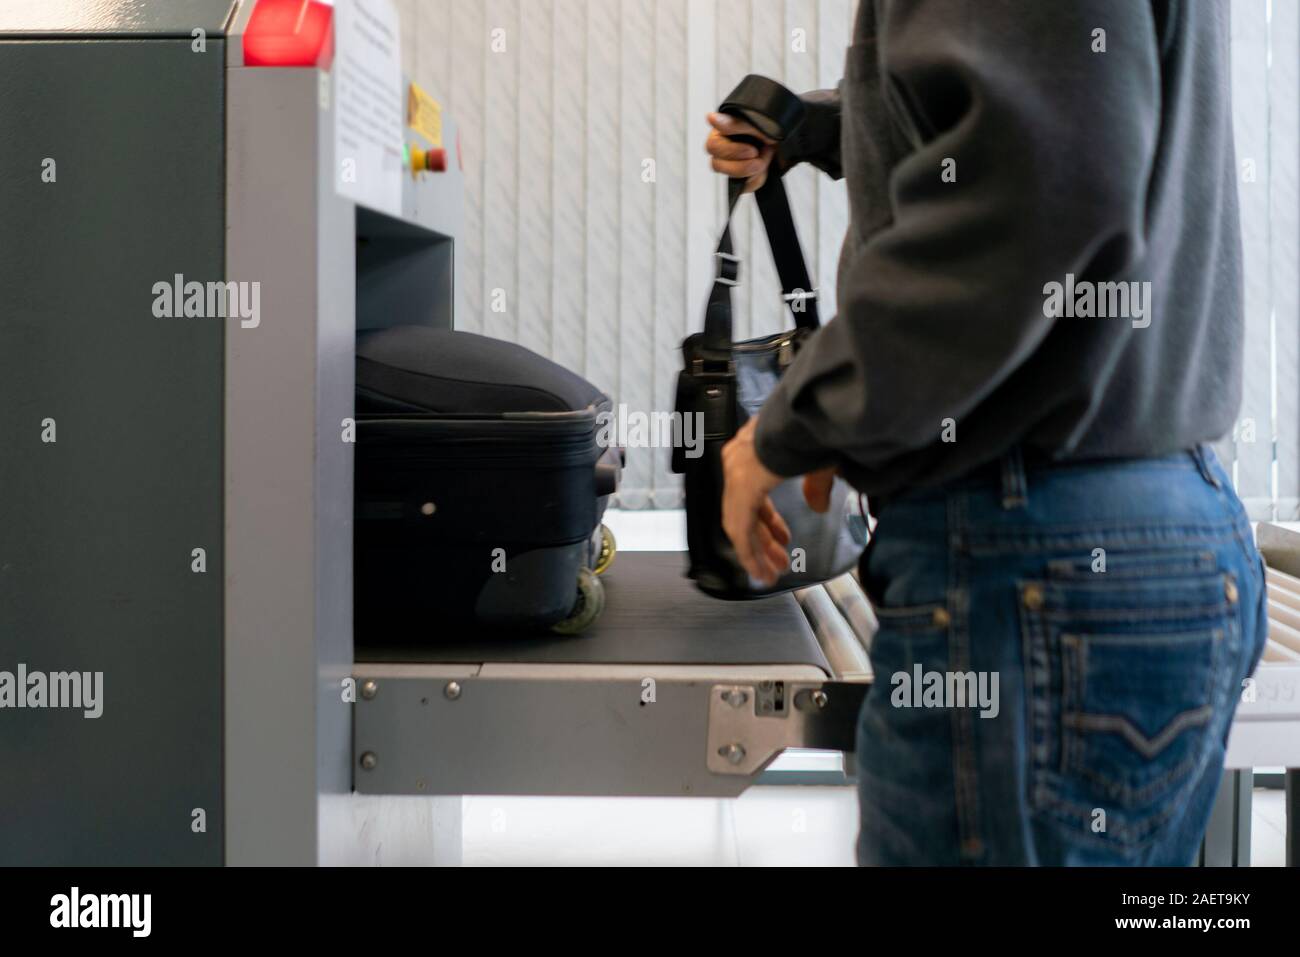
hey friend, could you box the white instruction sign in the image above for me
[333,0,403,217]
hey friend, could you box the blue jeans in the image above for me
[855,447,1269,865]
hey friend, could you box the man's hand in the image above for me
[721,418,789,585]
[722,418,842,586]
[706,113,777,193]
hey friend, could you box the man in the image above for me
[708,0,1268,865]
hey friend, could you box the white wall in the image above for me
[1228,0,1300,520]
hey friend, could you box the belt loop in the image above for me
[1001,446,1028,510]
[1191,444,1222,489]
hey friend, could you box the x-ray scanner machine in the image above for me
[0,0,877,866]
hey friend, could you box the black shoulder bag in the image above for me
[672,75,866,599]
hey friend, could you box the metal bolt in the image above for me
[360,680,378,700]
[719,743,746,766]
[444,681,462,700]
[723,688,748,709]
[795,688,829,712]
[359,752,377,771]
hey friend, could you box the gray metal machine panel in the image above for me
[353,674,761,798]
[224,64,358,866]
[0,0,237,36]
[355,552,832,671]
[0,38,226,864]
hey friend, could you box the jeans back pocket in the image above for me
[1019,563,1241,851]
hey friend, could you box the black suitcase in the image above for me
[354,326,621,635]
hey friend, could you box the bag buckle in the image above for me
[692,357,735,375]
[714,251,741,287]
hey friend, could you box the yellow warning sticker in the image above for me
[407,82,442,148]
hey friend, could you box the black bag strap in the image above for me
[702,78,820,354]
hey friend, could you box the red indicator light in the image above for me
[244,0,335,69]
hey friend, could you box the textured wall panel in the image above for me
[449,0,486,334]
[1230,0,1275,515]
[517,0,554,357]
[551,0,588,377]
[652,0,689,505]
[584,0,621,395]
[617,0,657,508]
[716,0,754,345]
[482,0,521,342]
[1269,0,1300,519]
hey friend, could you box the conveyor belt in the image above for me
[355,551,831,670]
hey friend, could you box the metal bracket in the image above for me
[781,288,817,303]
[691,357,736,376]
[714,250,741,286]
[706,680,870,776]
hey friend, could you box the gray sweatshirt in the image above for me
[753,0,1243,497]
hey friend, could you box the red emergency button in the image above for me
[409,146,448,174]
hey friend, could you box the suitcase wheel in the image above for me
[593,523,617,576]
[550,567,606,635]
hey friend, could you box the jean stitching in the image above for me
[969,519,1238,536]
[871,603,947,631]
[967,521,1238,543]
[1046,551,1217,579]
[1068,751,1205,806]
[1038,787,1183,849]
[1020,582,1052,809]
[949,494,983,861]
[1068,636,1085,772]
[1064,707,1215,759]
[1041,600,1231,622]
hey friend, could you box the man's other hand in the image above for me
[721,417,790,585]
[706,113,777,193]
